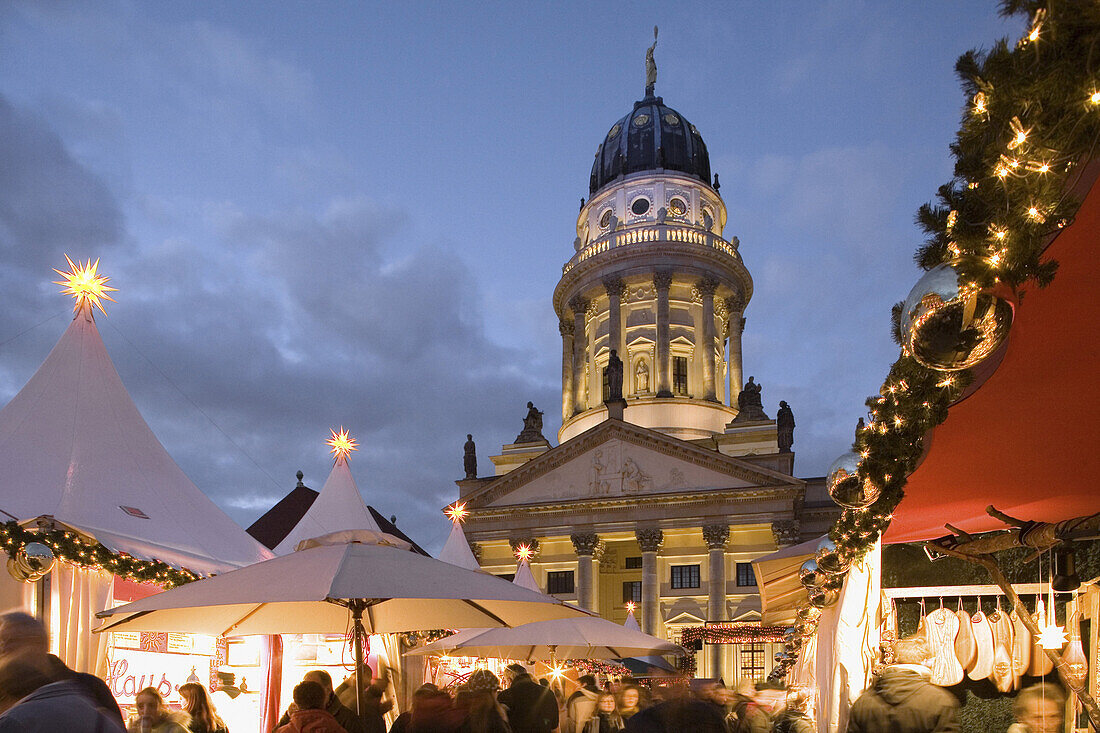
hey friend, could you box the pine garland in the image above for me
[0,521,199,588]
[783,0,1100,672]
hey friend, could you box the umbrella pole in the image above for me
[350,600,366,717]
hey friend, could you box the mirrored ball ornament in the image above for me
[6,542,55,582]
[826,452,881,508]
[799,558,826,589]
[807,588,839,609]
[816,537,852,575]
[900,261,1013,371]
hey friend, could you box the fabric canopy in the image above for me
[406,616,683,661]
[438,520,481,571]
[96,531,588,637]
[884,170,1100,543]
[0,310,270,574]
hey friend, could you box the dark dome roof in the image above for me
[589,96,711,196]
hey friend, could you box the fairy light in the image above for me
[1008,117,1029,149]
[1026,206,1044,222]
[1090,91,1100,105]
[972,92,987,114]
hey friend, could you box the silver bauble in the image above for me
[774,652,787,663]
[7,542,55,583]
[799,559,826,588]
[901,262,1013,371]
[815,537,852,575]
[826,452,881,508]
[796,606,821,622]
[807,588,839,609]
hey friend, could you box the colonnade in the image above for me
[559,274,747,421]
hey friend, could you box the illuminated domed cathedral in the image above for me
[453,40,840,682]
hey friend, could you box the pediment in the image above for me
[466,420,801,509]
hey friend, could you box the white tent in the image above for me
[273,451,384,555]
[513,558,540,592]
[0,307,271,575]
[438,518,481,571]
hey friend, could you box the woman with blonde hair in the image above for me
[179,682,229,733]
[584,691,624,733]
[128,687,190,733]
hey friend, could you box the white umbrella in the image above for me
[406,615,685,662]
[97,531,590,709]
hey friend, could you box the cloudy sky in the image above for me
[0,2,1023,554]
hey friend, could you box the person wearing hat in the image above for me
[455,669,511,733]
[498,663,558,733]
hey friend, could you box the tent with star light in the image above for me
[0,257,272,677]
[755,5,1100,731]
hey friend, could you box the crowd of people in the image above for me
[0,617,1073,733]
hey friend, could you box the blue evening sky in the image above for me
[0,2,1023,552]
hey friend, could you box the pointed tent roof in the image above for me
[623,608,640,631]
[513,559,540,592]
[0,310,271,574]
[273,454,385,555]
[438,520,481,571]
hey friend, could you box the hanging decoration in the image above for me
[827,452,881,509]
[900,261,1014,371]
[0,521,198,588]
[799,559,826,589]
[6,541,55,582]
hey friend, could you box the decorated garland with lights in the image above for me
[679,623,788,646]
[775,0,1100,677]
[0,521,199,588]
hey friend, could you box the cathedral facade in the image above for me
[454,65,839,683]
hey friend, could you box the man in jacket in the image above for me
[499,664,559,733]
[847,636,959,733]
[276,681,347,733]
[0,652,124,732]
[279,669,366,733]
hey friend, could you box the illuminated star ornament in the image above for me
[514,544,533,563]
[53,255,117,316]
[625,600,637,613]
[326,427,358,462]
[445,502,468,524]
[1038,623,1068,650]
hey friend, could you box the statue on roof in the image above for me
[463,434,477,479]
[645,26,658,96]
[732,376,770,423]
[515,402,547,444]
[777,401,795,453]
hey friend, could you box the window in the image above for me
[547,571,574,595]
[673,356,688,395]
[736,563,757,587]
[631,197,651,215]
[623,581,641,604]
[670,564,700,589]
[740,643,766,679]
[668,197,687,217]
[495,573,515,582]
[599,209,613,229]
[624,556,643,569]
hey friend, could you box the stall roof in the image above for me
[0,310,271,574]
[884,170,1100,543]
[752,536,823,626]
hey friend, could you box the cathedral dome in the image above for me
[589,96,711,196]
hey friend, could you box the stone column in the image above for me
[570,532,601,612]
[703,523,730,680]
[725,295,745,408]
[635,527,664,635]
[697,278,719,402]
[560,319,574,423]
[569,296,588,415]
[654,272,673,398]
[603,277,625,368]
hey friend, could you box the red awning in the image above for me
[884,170,1100,544]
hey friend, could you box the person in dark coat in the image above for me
[278,670,366,733]
[846,636,959,733]
[771,690,813,733]
[455,669,511,733]
[624,684,729,733]
[0,652,124,733]
[732,680,784,733]
[0,610,123,727]
[498,664,558,733]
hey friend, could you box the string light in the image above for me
[972,92,987,114]
[1090,91,1100,105]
